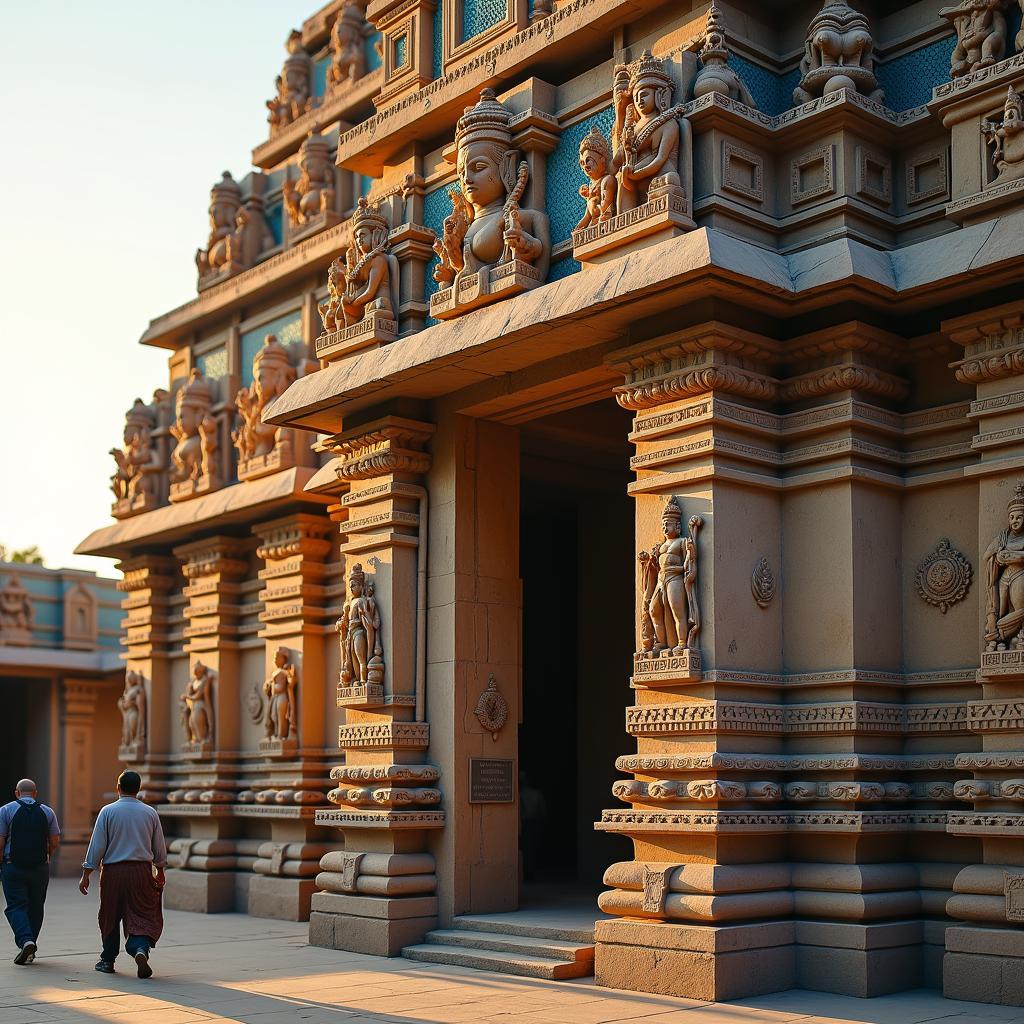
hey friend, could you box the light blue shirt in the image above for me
[83,795,167,870]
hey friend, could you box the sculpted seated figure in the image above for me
[430,88,550,318]
[316,197,398,358]
[984,483,1024,651]
[266,30,314,132]
[195,172,241,280]
[283,128,337,235]
[942,0,1008,79]
[328,0,367,88]
[110,396,164,515]
[233,334,297,476]
[575,128,616,231]
[573,50,694,261]
[169,368,219,500]
[983,86,1024,186]
[793,1,883,104]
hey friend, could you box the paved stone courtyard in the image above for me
[1,880,1019,1024]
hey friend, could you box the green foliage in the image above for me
[0,544,44,565]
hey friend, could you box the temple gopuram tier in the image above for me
[79,0,1024,1006]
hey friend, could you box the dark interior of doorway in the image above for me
[0,680,31,795]
[518,399,634,894]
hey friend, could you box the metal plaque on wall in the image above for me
[469,758,514,803]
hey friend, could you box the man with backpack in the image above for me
[0,779,61,965]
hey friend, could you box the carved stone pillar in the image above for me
[246,513,335,921]
[58,680,102,873]
[308,416,444,955]
[391,171,436,336]
[163,537,250,913]
[943,301,1024,1005]
[117,555,178,803]
[596,321,962,1000]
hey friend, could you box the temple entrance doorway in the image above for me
[0,677,39,795]
[518,399,634,901]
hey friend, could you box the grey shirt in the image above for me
[0,798,60,862]
[82,796,167,870]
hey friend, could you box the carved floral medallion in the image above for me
[916,538,972,614]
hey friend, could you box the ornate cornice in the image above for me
[779,363,909,403]
[321,416,435,481]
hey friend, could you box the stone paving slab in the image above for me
[0,881,1020,1024]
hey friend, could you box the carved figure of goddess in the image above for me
[336,563,381,685]
[181,661,214,743]
[263,647,297,740]
[984,483,1024,650]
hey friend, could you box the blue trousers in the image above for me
[1,863,49,948]
[101,929,151,964]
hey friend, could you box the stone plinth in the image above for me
[573,188,694,265]
[430,261,543,320]
[315,311,397,362]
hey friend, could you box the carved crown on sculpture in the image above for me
[233,334,298,481]
[316,197,399,361]
[573,50,695,264]
[429,88,551,320]
[169,368,220,502]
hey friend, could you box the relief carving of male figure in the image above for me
[984,482,1024,650]
[337,564,384,685]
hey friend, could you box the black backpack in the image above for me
[8,800,49,868]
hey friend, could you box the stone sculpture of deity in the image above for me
[793,1,883,105]
[320,197,399,332]
[267,30,314,132]
[692,1,756,106]
[263,647,298,741]
[110,397,163,506]
[983,86,1024,186]
[196,173,242,278]
[283,128,335,228]
[942,0,1008,79]
[233,335,297,465]
[984,482,1024,651]
[180,661,215,744]
[637,496,702,654]
[575,128,616,231]
[611,50,691,214]
[118,669,147,749]
[0,577,33,644]
[432,88,550,288]
[170,369,218,486]
[336,563,384,686]
[328,0,366,88]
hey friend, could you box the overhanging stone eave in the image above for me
[75,467,331,561]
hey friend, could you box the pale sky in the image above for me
[0,1,316,578]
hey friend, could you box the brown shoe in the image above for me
[135,950,153,979]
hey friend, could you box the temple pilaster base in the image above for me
[944,928,1024,1005]
[248,876,318,921]
[163,868,238,913]
[595,918,794,1001]
[310,892,439,956]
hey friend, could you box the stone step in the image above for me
[450,910,598,943]
[401,941,593,980]
[421,928,595,962]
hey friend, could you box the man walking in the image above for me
[79,770,166,978]
[0,779,60,965]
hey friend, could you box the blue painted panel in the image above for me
[433,2,444,78]
[240,311,303,388]
[265,201,284,246]
[875,36,956,111]
[726,54,799,117]
[545,107,614,247]
[463,0,505,41]
[422,185,453,325]
[548,256,580,282]
[366,31,382,71]
[395,35,408,68]
[197,347,228,384]
[313,55,330,99]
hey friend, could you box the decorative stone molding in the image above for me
[906,149,950,206]
[616,753,961,772]
[473,673,507,740]
[750,557,776,608]
[721,141,764,203]
[790,144,836,206]
[331,764,440,783]
[854,146,892,205]
[338,721,431,748]
[916,539,972,613]
[322,417,435,480]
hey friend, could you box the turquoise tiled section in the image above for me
[876,36,955,111]
[548,256,581,281]
[366,31,382,71]
[10,570,121,650]
[360,174,375,198]
[433,2,444,78]
[422,185,453,323]
[726,55,799,116]
[265,200,284,245]
[197,346,228,384]
[1010,8,1023,51]
[463,0,505,41]
[395,34,408,68]
[241,310,303,387]
[545,107,614,248]
[313,55,330,99]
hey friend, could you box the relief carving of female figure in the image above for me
[337,564,384,685]
[984,482,1024,650]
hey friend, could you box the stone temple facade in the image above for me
[79,0,1024,1007]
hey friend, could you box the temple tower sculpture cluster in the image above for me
[79,0,1024,1007]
